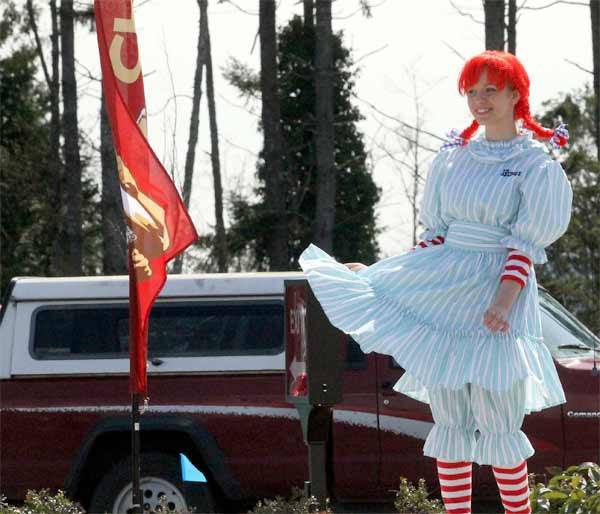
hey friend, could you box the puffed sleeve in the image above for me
[499,159,573,265]
[418,151,449,241]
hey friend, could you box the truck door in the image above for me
[375,354,436,500]
[559,359,599,470]
[328,337,380,501]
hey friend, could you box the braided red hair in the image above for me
[457,50,567,147]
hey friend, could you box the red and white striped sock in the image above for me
[436,459,472,514]
[492,460,532,514]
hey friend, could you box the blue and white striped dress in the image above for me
[298,131,573,414]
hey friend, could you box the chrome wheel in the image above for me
[112,476,187,513]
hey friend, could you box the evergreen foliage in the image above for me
[215,15,382,271]
[536,84,600,335]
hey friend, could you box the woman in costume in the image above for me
[298,50,572,514]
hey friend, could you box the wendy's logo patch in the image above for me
[500,168,521,177]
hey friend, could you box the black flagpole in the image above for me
[128,240,142,514]
[132,392,142,513]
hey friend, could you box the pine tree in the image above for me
[220,15,381,271]
[0,2,101,292]
[0,43,54,292]
[537,84,600,335]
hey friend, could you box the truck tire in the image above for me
[88,451,218,514]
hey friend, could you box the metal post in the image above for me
[131,392,142,514]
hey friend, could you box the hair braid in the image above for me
[460,119,480,144]
[516,97,566,146]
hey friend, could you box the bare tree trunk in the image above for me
[303,0,314,28]
[412,90,422,246]
[203,0,228,272]
[60,0,83,275]
[25,0,64,275]
[259,0,288,270]
[507,0,517,54]
[483,0,505,50]
[49,0,63,275]
[591,0,599,160]
[313,0,336,252]
[101,89,127,274]
[172,0,208,274]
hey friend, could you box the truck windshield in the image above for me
[539,289,600,358]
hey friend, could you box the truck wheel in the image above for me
[88,452,218,514]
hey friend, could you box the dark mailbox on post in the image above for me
[284,278,346,513]
[284,278,345,405]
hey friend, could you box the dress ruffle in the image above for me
[298,242,566,413]
[473,430,535,466]
[395,368,565,416]
[423,424,476,462]
[421,425,536,467]
[500,234,548,265]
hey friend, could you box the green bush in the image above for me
[19,465,600,514]
[0,490,85,514]
[247,485,333,513]
[392,476,444,514]
[247,476,445,514]
[0,489,196,514]
[530,462,600,513]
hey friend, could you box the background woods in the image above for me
[0,0,598,334]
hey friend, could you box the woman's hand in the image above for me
[344,262,367,272]
[483,304,510,333]
[483,279,522,333]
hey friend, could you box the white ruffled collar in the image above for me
[467,130,545,162]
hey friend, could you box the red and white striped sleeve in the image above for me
[501,248,533,289]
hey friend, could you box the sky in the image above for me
[71,0,594,262]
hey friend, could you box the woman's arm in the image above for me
[483,279,522,333]
[500,249,532,289]
[483,248,533,332]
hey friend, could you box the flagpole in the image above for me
[131,392,142,514]
[93,4,199,513]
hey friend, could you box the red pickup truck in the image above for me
[0,274,598,513]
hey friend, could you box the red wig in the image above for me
[456,50,567,147]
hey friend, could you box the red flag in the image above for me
[94,0,198,395]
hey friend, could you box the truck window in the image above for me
[538,289,600,359]
[32,301,283,359]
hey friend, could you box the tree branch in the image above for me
[331,0,387,20]
[218,0,259,16]
[520,0,587,9]
[564,58,593,74]
[442,40,466,61]
[354,43,389,64]
[147,94,195,117]
[351,92,445,144]
[25,0,52,90]
[74,57,100,81]
[448,0,485,24]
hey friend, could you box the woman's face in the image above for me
[466,69,520,128]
